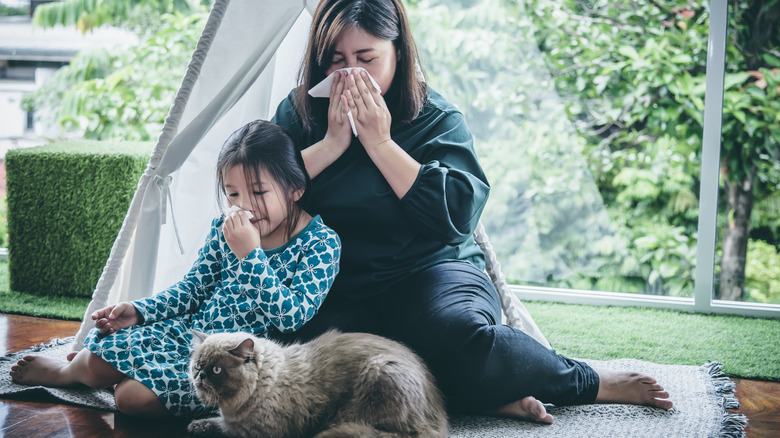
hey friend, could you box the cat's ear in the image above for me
[230,337,255,359]
[192,330,209,348]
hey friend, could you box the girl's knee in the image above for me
[114,379,169,417]
[75,350,124,389]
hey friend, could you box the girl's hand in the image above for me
[92,302,141,336]
[343,70,392,150]
[223,211,260,259]
[323,70,353,152]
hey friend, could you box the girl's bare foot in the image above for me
[9,355,78,387]
[487,395,555,424]
[595,368,673,410]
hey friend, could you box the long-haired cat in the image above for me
[188,330,448,438]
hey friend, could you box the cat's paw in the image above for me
[187,418,224,437]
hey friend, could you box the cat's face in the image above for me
[190,331,258,407]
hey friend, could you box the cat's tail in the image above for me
[351,355,449,438]
[312,422,405,438]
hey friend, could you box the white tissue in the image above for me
[226,205,254,219]
[307,67,381,98]
[308,67,380,137]
[345,110,357,136]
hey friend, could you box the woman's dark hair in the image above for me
[216,120,309,242]
[294,0,427,132]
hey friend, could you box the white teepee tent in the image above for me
[74,0,550,350]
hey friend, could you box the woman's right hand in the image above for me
[324,70,353,151]
[92,302,141,336]
[301,71,353,179]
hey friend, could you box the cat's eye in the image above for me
[212,366,222,375]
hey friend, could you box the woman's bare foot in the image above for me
[487,396,555,424]
[9,355,78,387]
[595,368,673,410]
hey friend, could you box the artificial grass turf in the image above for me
[524,300,780,381]
[0,258,777,380]
[5,141,152,298]
[0,261,88,320]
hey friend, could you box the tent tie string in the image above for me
[153,175,185,255]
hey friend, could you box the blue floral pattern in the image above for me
[83,215,340,417]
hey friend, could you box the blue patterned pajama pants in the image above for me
[83,317,216,417]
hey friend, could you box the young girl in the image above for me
[10,120,341,418]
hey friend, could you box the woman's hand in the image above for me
[223,211,260,259]
[342,70,392,150]
[323,70,353,152]
[340,70,420,199]
[301,71,354,180]
[92,302,141,336]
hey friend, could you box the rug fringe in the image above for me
[0,336,75,362]
[720,413,748,438]
[703,361,748,438]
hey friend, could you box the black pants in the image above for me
[270,261,599,412]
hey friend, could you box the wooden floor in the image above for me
[1,314,778,437]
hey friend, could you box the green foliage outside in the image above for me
[522,0,779,301]
[0,4,27,16]
[22,6,209,141]
[5,141,153,298]
[405,0,780,303]
[31,0,208,34]
[744,240,780,304]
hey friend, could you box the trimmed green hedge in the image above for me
[5,141,153,297]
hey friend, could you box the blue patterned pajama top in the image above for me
[83,214,340,417]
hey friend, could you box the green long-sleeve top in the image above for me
[272,87,489,299]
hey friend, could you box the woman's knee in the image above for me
[436,324,500,369]
[114,379,169,417]
[424,325,507,408]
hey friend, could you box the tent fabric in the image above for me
[74,0,551,350]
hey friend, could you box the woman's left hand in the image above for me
[342,70,392,150]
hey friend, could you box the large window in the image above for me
[406,0,779,317]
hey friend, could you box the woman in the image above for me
[270,0,672,423]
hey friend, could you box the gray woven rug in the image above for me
[1,337,747,437]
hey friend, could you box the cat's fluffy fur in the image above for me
[188,330,448,438]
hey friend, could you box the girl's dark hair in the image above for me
[294,0,427,132]
[216,120,309,242]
